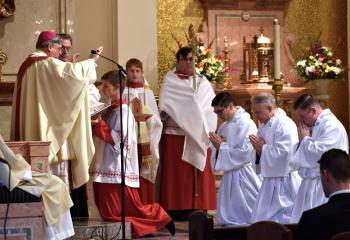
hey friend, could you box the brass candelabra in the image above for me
[222,36,232,90]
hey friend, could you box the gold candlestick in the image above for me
[272,78,284,107]
[272,19,283,107]
[222,36,232,90]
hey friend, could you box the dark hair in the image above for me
[319,149,350,183]
[212,92,235,107]
[58,33,73,45]
[101,70,126,92]
[176,47,192,61]
[293,94,320,110]
[126,58,143,71]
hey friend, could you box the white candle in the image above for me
[273,19,281,80]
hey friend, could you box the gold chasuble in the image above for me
[11,51,95,189]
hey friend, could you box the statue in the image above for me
[0,0,15,18]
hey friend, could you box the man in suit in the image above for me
[296,149,350,240]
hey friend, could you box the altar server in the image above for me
[249,93,301,223]
[290,94,349,223]
[122,58,162,204]
[90,70,174,238]
[209,92,261,226]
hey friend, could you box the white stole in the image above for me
[159,70,217,171]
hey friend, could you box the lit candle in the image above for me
[273,19,281,80]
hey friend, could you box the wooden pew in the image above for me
[189,210,297,240]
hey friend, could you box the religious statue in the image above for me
[0,0,15,18]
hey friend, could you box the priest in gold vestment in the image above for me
[10,31,102,190]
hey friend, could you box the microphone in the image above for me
[90,50,127,76]
[91,49,127,239]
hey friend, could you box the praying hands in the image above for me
[297,123,311,141]
[249,134,266,156]
[209,131,225,150]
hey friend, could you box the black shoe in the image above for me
[165,221,176,236]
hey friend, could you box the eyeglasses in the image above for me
[214,106,228,114]
[61,46,72,52]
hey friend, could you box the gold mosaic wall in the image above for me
[156,0,204,90]
[286,0,348,129]
[157,0,348,128]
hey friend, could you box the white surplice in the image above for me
[123,84,162,184]
[89,104,139,188]
[210,107,261,226]
[159,70,217,171]
[290,109,349,223]
[251,108,301,224]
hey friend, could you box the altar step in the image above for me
[68,218,132,240]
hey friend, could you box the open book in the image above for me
[90,102,111,117]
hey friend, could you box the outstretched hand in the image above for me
[90,46,103,61]
[71,53,80,62]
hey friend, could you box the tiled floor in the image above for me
[71,218,190,240]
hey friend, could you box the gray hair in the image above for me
[36,35,62,49]
[251,92,276,107]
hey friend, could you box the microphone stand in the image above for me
[91,50,127,240]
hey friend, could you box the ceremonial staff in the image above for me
[188,24,200,197]
[188,24,198,91]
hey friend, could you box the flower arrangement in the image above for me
[296,41,344,81]
[195,45,228,83]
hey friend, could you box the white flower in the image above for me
[314,61,321,67]
[297,60,306,67]
[332,67,342,75]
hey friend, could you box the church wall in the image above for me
[285,0,348,131]
[117,0,158,92]
[157,0,204,92]
[157,0,349,131]
[0,0,159,139]
[0,0,68,139]
[73,0,117,80]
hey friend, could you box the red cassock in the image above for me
[159,134,216,210]
[137,167,157,204]
[93,182,171,238]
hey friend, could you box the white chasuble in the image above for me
[159,70,217,171]
[290,109,349,223]
[210,107,261,226]
[251,108,301,224]
[123,84,162,184]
